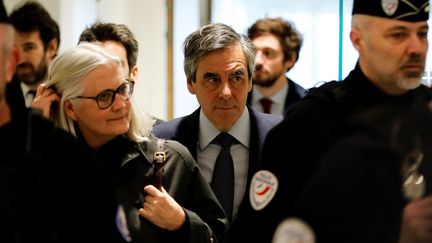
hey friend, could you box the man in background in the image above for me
[247,17,306,116]
[7,1,59,111]
[78,22,164,125]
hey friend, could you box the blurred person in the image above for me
[288,96,432,242]
[32,42,227,243]
[78,21,164,125]
[0,1,127,242]
[7,1,59,109]
[247,17,306,116]
[153,23,282,242]
[233,0,432,242]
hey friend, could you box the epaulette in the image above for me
[305,80,351,108]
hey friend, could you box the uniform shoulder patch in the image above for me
[249,170,278,210]
[272,218,315,243]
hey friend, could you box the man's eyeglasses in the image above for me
[71,80,134,110]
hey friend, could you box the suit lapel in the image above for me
[232,107,264,221]
[174,108,200,160]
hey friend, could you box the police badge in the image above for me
[401,149,425,201]
[352,0,429,22]
[272,218,315,243]
[381,0,399,16]
[250,170,278,211]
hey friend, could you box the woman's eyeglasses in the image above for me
[71,80,134,110]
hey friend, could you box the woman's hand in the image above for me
[138,185,186,231]
[31,83,61,119]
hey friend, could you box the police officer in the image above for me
[231,0,432,242]
[288,98,432,242]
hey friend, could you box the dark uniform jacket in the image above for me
[290,97,432,242]
[233,63,432,242]
[0,108,127,243]
[94,134,228,243]
[152,106,282,242]
[247,77,307,116]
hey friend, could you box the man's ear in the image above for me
[130,65,138,81]
[187,79,196,94]
[284,52,296,72]
[46,38,59,60]
[64,100,78,121]
[5,46,19,83]
[350,28,362,51]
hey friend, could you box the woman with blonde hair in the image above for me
[33,42,227,243]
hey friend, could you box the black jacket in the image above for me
[290,97,432,242]
[0,109,127,243]
[95,134,228,243]
[6,76,26,121]
[234,63,432,243]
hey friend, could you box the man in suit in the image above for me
[153,23,282,242]
[6,1,59,117]
[246,17,307,116]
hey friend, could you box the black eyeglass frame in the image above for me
[71,80,135,110]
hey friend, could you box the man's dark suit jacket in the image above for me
[6,77,27,121]
[247,77,307,116]
[152,106,282,242]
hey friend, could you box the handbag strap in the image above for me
[153,138,166,190]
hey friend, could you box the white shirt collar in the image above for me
[252,81,288,106]
[198,107,250,150]
[20,82,32,96]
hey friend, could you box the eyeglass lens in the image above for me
[97,82,134,109]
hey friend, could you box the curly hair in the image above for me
[247,17,302,65]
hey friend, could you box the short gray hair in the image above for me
[45,42,152,142]
[183,23,256,82]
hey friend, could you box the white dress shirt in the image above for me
[20,83,36,108]
[197,108,250,220]
[251,82,288,117]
